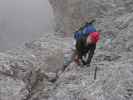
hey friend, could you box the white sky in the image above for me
[0,0,54,51]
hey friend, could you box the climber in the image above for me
[74,19,100,66]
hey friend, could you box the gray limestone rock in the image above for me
[0,0,133,100]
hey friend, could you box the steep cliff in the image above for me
[49,0,133,35]
[0,0,133,100]
[47,0,133,99]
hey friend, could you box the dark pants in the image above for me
[75,49,87,65]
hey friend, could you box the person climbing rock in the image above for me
[74,19,100,66]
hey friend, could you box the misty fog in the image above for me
[0,0,54,51]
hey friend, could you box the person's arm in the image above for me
[86,44,96,66]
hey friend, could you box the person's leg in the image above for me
[81,59,86,65]
[74,50,81,65]
[80,53,87,65]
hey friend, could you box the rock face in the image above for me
[49,0,133,35]
[0,34,73,100]
[47,11,133,99]
[0,0,133,100]
[48,0,133,100]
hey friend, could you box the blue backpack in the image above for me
[74,23,96,40]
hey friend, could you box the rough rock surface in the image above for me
[0,0,133,100]
[47,12,133,99]
[0,34,73,100]
[49,0,133,35]
[48,0,133,100]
